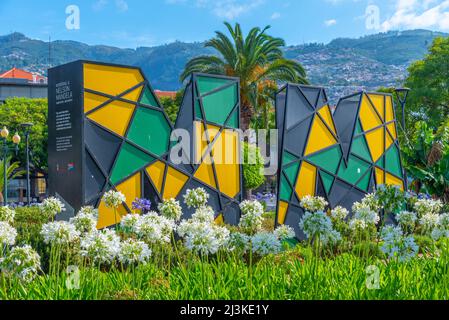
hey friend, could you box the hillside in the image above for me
[0,29,447,101]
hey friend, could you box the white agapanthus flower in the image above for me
[380,225,419,262]
[134,212,175,244]
[158,198,183,222]
[299,211,341,245]
[41,221,80,245]
[330,206,349,221]
[118,239,152,264]
[396,211,417,232]
[349,218,368,231]
[239,200,264,234]
[431,213,449,240]
[1,245,41,282]
[41,197,65,217]
[183,188,209,209]
[353,206,380,226]
[183,222,228,255]
[0,221,17,246]
[227,232,251,252]
[0,206,15,224]
[274,225,295,241]
[300,196,328,213]
[70,212,98,234]
[120,214,141,232]
[78,206,98,216]
[103,190,126,208]
[419,213,439,233]
[414,198,443,217]
[191,206,215,223]
[251,232,282,256]
[80,229,121,264]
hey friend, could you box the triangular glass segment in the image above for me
[320,171,335,195]
[140,87,159,107]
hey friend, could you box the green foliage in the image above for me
[405,37,449,129]
[181,22,308,129]
[242,143,265,191]
[0,157,26,201]
[159,90,184,124]
[375,185,405,214]
[0,98,48,172]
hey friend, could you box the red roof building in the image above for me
[0,67,47,84]
[154,89,177,99]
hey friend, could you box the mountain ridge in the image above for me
[1,29,447,101]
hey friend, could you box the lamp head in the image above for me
[12,132,21,145]
[1,127,9,139]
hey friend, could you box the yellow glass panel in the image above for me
[194,121,221,162]
[163,167,188,200]
[97,201,127,230]
[146,161,166,194]
[87,100,135,137]
[295,162,317,199]
[122,86,143,102]
[84,92,110,114]
[194,155,217,189]
[385,96,394,122]
[116,172,141,212]
[304,116,337,156]
[386,173,404,191]
[387,123,397,140]
[212,129,241,198]
[318,105,337,136]
[84,63,144,97]
[368,94,385,121]
[366,128,385,162]
[278,201,289,225]
[375,167,385,185]
[386,131,394,151]
[215,214,224,225]
[360,95,383,132]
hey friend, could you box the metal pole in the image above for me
[26,131,31,205]
[3,140,7,206]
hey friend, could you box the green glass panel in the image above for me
[355,119,363,135]
[283,151,298,167]
[386,145,403,178]
[140,87,158,107]
[352,136,372,162]
[280,175,292,202]
[320,171,334,194]
[202,84,238,126]
[356,170,371,191]
[338,155,371,185]
[197,76,233,96]
[376,156,385,169]
[111,143,154,184]
[195,98,202,119]
[307,146,342,174]
[226,108,239,129]
[284,162,299,185]
[127,108,171,156]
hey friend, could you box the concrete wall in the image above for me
[0,83,47,103]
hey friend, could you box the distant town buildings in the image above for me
[0,67,48,103]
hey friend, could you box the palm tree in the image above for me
[0,157,25,203]
[181,22,308,130]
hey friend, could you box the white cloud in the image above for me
[271,12,281,20]
[382,0,449,31]
[167,0,265,20]
[92,0,129,12]
[324,19,337,26]
[115,0,128,12]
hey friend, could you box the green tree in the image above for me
[242,142,265,195]
[405,37,449,129]
[0,98,48,172]
[181,22,308,130]
[0,157,26,203]
[160,90,184,124]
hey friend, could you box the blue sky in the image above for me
[1,0,448,48]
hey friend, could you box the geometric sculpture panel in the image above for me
[275,84,406,239]
[48,61,243,229]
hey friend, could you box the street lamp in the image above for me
[1,126,21,205]
[21,123,33,205]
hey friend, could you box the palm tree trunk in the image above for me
[241,104,253,131]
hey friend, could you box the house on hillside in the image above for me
[0,67,48,104]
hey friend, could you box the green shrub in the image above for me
[414,235,436,254]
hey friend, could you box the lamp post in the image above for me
[21,123,33,205]
[1,126,21,206]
